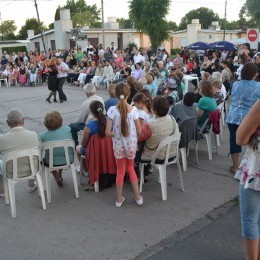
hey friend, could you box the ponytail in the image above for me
[117,99,129,137]
[89,100,106,138]
[115,83,130,137]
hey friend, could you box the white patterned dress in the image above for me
[235,132,260,191]
[107,106,139,159]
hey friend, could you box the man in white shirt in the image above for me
[57,58,69,103]
[69,84,104,146]
[133,50,145,65]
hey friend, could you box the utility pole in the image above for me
[223,0,227,41]
[0,12,2,40]
[101,0,105,46]
[34,0,47,54]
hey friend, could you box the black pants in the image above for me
[57,77,67,101]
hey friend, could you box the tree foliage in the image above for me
[245,0,260,26]
[54,0,101,28]
[179,7,220,30]
[167,21,178,31]
[116,18,134,29]
[129,0,170,50]
[0,20,17,40]
[17,18,47,40]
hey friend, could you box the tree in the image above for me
[0,20,17,40]
[179,7,220,30]
[167,21,178,31]
[17,18,47,39]
[129,0,170,50]
[55,0,101,28]
[245,0,260,26]
[116,18,134,29]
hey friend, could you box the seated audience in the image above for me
[40,111,74,187]
[76,101,107,189]
[69,84,104,146]
[105,84,119,112]
[170,92,197,125]
[141,96,179,163]
[0,108,39,196]
[197,81,217,128]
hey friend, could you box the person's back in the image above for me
[0,109,39,179]
[40,126,74,166]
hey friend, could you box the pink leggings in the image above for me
[115,158,138,185]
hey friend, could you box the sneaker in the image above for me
[115,197,125,208]
[0,193,5,198]
[28,185,37,193]
[135,196,143,206]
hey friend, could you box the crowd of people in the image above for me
[1,41,260,259]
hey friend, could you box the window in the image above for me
[51,40,56,51]
[34,42,40,52]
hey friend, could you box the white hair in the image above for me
[212,71,222,82]
[7,108,24,127]
[83,83,96,94]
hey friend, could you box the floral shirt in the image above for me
[107,106,139,159]
[235,130,260,191]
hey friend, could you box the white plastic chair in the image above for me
[139,133,184,201]
[41,140,79,203]
[0,77,9,87]
[178,117,199,172]
[2,147,46,218]
[217,102,225,140]
[198,110,221,160]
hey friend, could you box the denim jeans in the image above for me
[69,122,85,147]
[239,184,260,240]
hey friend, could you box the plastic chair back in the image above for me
[2,147,46,218]
[3,147,40,180]
[151,132,181,167]
[41,139,75,169]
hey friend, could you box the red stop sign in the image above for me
[248,29,258,42]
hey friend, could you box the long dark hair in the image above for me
[132,93,152,114]
[115,83,130,137]
[89,101,106,137]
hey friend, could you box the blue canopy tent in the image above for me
[209,41,237,51]
[187,41,210,50]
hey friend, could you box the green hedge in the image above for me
[170,48,181,55]
[3,46,27,54]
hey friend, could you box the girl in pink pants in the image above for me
[106,83,143,207]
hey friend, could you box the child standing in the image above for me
[106,83,143,207]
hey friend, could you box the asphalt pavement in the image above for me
[0,83,243,260]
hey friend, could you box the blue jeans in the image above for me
[69,122,85,147]
[239,184,260,240]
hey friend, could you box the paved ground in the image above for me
[0,83,242,260]
[145,203,244,260]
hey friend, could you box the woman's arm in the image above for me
[236,101,260,146]
[80,126,91,147]
[105,118,113,136]
[134,118,142,136]
[197,108,204,121]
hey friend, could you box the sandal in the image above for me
[84,185,94,191]
[229,166,237,175]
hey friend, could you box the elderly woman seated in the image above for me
[140,96,179,180]
[40,111,74,187]
[197,80,217,128]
